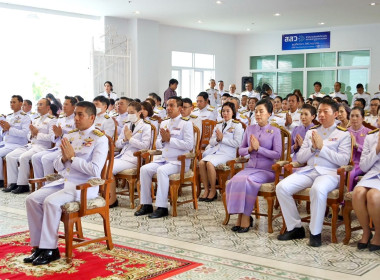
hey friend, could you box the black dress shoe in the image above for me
[148,207,168,219]
[109,199,119,208]
[309,233,322,247]
[2,183,18,192]
[357,233,373,250]
[198,197,207,202]
[231,226,241,232]
[277,226,306,241]
[134,204,153,216]
[32,248,60,266]
[237,216,253,233]
[12,185,30,194]
[205,193,217,202]
[0,180,4,188]
[369,243,380,252]
[23,248,43,263]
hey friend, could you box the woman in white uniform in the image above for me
[198,102,244,202]
[109,101,152,207]
[352,120,380,251]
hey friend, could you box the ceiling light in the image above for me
[370,2,376,6]
[133,11,140,14]
[318,22,325,25]
[216,0,223,4]
[197,20,203,24]
[273,13,281,16]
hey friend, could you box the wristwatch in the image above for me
[70,156,75,163]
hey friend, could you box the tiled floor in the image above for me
[1,189,379,279]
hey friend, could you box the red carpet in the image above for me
[0,231,202,279]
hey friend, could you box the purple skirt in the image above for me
[226,168,275,216]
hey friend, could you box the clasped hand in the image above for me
[160,128,171,142]
[60,138,75,163]
[311,130,323,150]
[248,134,260,152]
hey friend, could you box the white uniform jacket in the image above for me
[1,110,31,149]
[29,113,57,149]
[95,112,115,138]
[359,129,380,181]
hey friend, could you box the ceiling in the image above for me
[0,0,379,34]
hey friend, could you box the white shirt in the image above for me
[99,91,117,100]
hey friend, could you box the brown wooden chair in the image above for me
[141,125,201,217]
[114,124,157,208]
[29,134,115,263]
[200,119,217,151]
[279,135,354,243]
[2,157,7,188]
[222,123,291,233]
[362,121,377,130]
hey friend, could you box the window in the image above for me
[307,70,336,97]
[172,51,215,101]
[250,55,275,70]
[278,54,304,69]
[306,52,336,67]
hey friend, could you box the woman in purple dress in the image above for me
[347,107,371,191]
[226,98,282,233]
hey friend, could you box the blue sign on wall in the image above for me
[282,31,330,50]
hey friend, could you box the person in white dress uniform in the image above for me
[198,102,244,202]
[109,102,152,207]
[99,81,117,100]
[206,79,220,107]
[93,96,115,139]
[352,126,380,251]
[329,82,348,102]
[0,95,30,189]
[242,82,260,99]
[31,96,77,179]
[285,94,301,134]
[244,97,257,125]
[113,97,131,136]
[24,101,108,265]
[5,98,57,194]
[192,92,217,121]
[135,97,194,219]
[364,98,380,126]
[352,83,371,110]
[276,98,351,247]
[269,96,286,127]
[181,98,202,135]
[22,99,39,121]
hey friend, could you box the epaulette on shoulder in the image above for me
[189,114,198,119]
[209,105,215,109]
[240,110,248,113]
[20,112,26,116]
[48,115,55,119]
[206,88,210,91]
[240,114,247,119]
[93,129,104,137]
[7,113,13,116]
[104,114,110,119]
[59,114,65,118]
[329,92,334,95]
[297,110,302,113]
[193,108,199,111]
[163,117,170,121]
[281,110,288,113]
[337,126,348,132]
[207,108,214,112]
[144,119,151,124]
[68,128,79,134]
[368,128,379,135]
[217,121,223,124]
[311,124,321,129]
[158,106,164,110]
[232,120,240,124]
[366,92,371,95]
[34,116,40,119]
[181,116,190,121]
[365,112,370,116]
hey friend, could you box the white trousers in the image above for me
[0,147,14,180]
[26,185,75,249]
[276,169,339,235]
[6,146,46,186]
[31,149,59,178]
[112,158,136,175]
[140,162,186,208]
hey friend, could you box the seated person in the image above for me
[0,95,30,189]
[291,104,316,161]
[4,98,57,194]
[276,98,351,247]
[181,98,202,134]
[93,96,115,138]
[352,126,380,251]
[244,97,257,125]
[192,92,217,121]
[364,98,380,127]
[134,97,194,219]
[113,97,132,135]
[24,101,108,265]
[199,102,244,202]
[109,101,152,207]
[225,99,282,233]
[31,96,76,179]
[141,101,159,133]
[337,103,351,128]
[347,107,371,191]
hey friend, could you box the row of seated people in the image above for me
[2,93,380,265]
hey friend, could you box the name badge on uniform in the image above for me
[328,137,338,141]
[66,124,72,128]
[172,127,181,130]
[137,130,143,133]
[83,137,94,147]
[227,127,235,133]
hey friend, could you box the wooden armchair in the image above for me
[280,135,354,243]
[29,134,115,263]
[200,119,217,151]
[362,121,377,130]
[140,125,201,217]
[114,124,157,208]
[222,123,291,233]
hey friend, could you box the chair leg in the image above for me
[196,168,201,198]
[100,211,114,250]
[128,178,137,209]
[255,198,260,219]
[266,196,274,233]
[136,181,141,205]
[3,158,7,188]
[75,219,84,239]
[170,182,180,217]
[222,191,230,225]
[280,213,287,235]
[63,215,74,264]
[342,201,353,245]
[192,181,198,210]
[331,203,339,243]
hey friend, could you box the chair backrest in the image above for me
[113,122,118,143]
[99,134,115,197]
[200,119,217,150]
[237,119,247,130]
[150,123,158,150]
[362,121,377,131]
[271,122,291,161]
[191,125,201,170]
[312,119,321,126]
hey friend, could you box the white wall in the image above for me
[235,24,380,94]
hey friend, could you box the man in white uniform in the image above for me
[192,92,217,121]
[93,96,115,138]
[241,82,260,99]
[0,95,30,189]
[206,79,220,107]
[181,98,202,134]
[276,99,351,247]
[23,101,108,265]
[229,84,240,99]
[285,94,301,133]
[5,98,57,194]
[329,82,348,102]
[352,83,371,110]
[364,98,380,126]
[31,96,77,179]
[149,93,167,120]
[113,97,131,136]
[135,96,194,219]
[22,99,39,121]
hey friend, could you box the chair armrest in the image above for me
[235,157,249,164]
[339,165,354,172]
[29,177,47,184]
[76,178,110,190]
[284,162,306,177]
[276,160,290,167]
[289,162,306,168]
[133,149,148,157]
[148,150,162,156]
